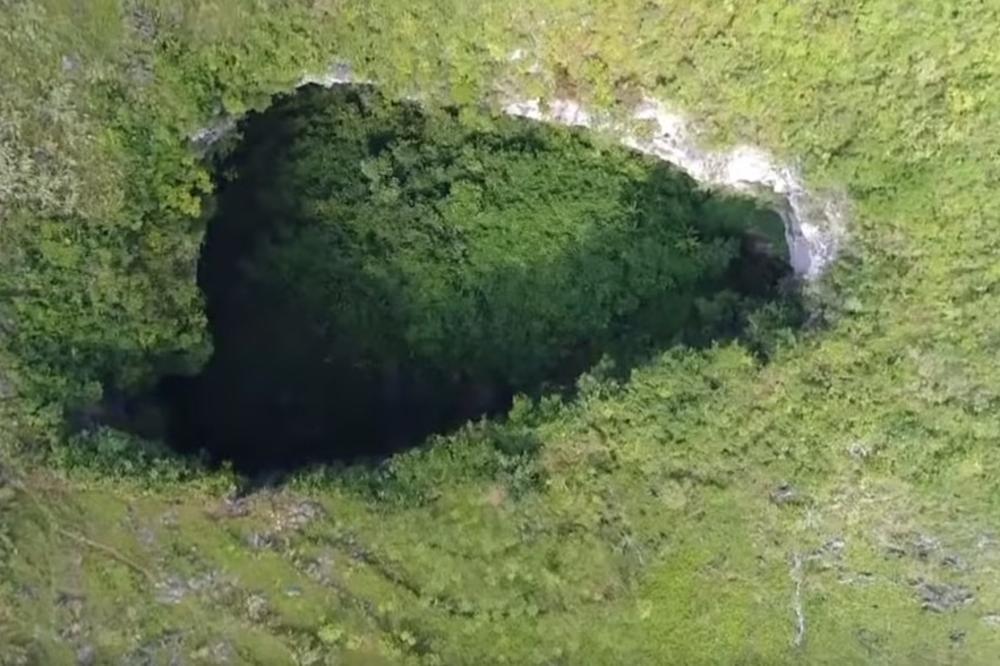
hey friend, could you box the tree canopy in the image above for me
[169,85,790,468]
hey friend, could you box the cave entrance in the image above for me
[155,84,798,473]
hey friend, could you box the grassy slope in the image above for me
[3,1,1000,663]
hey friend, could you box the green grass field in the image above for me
[3,1,1000,663]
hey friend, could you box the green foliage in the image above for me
[52,427,201,484]
[180,85,787,467]
[226,86,741,380]
[0,0,333,417]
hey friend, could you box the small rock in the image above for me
[76,644,96,666]
[160,510,179,529]
[950,630,967,644]
[769,483,800,506]
[941,555,968,571]
[840,569,878,586]
[56,590,85,607]
[127,59,154,87]
[915,580,974,613]
[981,613,1000,628]
[191,117,238,151]
[304,553,336,584]
[136,527,157,548]
[122,631,184,666]
[283,500,324,530]
[847,441,871,460]
[16,583,40,600]
[64,622,84,640]
[855,628,883,656]
[0,374,15,400]
[246,531,277,550]
[220,496,251,519]
[204,641,235,664]
[128,5,158,40]
[155,571,234,606]
[187,571,225,595]
[245,593,268,622]
[976,534,997,551]
[885,532,939,560]
[912,534,939,560]
[155,576,187,605]
[819,536,846,557]
[842,297,864,314]
[61,54,82,74]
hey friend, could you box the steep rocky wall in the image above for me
[502,97,845,280]
[195,63,846,280]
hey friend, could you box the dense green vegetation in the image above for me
[2,1,1000,664]
[160,84,792,470]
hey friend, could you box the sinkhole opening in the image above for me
[148,84,799,473]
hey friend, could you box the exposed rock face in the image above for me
[501,97,845,280]
[193,63,845,280]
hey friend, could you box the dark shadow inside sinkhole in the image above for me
[141,85,801,474]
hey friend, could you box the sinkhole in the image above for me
[147,84,799,473]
